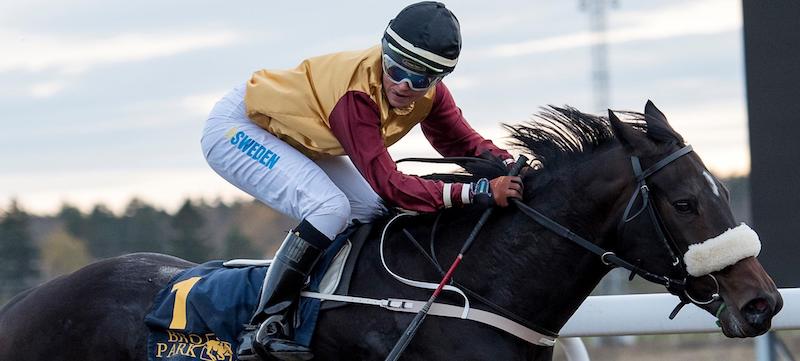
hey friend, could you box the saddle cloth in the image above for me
[143,225,368,361]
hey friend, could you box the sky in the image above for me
[0,0,750,215]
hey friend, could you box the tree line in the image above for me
[0,198,293,304]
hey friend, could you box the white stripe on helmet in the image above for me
[386,43,445,73]
[386,27,458,68]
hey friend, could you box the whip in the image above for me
[384,155,528,361]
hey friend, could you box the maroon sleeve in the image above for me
[328,91,469,212]
[422,82,513,162]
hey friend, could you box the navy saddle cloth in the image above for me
[144,226,359,361]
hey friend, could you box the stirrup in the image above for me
[255,315,292,343]
[251,315,313,361]
[236,325,262,361]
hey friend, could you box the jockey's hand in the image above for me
[489,176,523,207]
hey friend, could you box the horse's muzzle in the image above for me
[715,257,783,337]
[741,295,778,331]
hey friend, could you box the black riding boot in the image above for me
[237,220,331,361]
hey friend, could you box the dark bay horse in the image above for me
[0,101,782,361]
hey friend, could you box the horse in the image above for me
[0,101,782,361]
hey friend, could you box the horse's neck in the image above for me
[458,150,629,334]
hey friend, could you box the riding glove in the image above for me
[489,176,523,207]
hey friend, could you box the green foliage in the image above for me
[169,200,211,262]
[1,197,294,305]
[222,227,259,259]
[40,227,91,279]
[5,197,293,284]
[121,198,170,254]
[84,204,122,259]
[56,199,173,259]
[0,201,39,299]
[58,203,85,237]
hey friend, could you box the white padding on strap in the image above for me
[684,223,761,276]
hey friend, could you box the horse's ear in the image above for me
[609,109,651,152]
[644,100,668,123]
[644,100,684,144]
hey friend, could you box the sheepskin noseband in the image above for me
[683,223,761,277]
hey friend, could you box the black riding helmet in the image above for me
[381,1,461,76]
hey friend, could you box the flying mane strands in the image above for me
[449,106,637,182]
[503,106,653,170]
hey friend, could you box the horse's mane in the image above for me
[507,106,619,171]
[426,106,655,184]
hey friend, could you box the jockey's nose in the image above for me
[395,82,412,92]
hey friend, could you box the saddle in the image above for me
[142,223,371,361]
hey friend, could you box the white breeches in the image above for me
[200,84,385,239]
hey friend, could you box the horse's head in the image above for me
[607,100,782,337]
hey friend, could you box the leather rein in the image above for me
[398,144,718,332]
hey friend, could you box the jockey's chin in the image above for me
[382,73,429,108]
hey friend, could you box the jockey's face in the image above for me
[382,72,430,108]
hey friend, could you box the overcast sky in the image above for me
[0,0,749,215]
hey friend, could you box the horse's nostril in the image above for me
[742,298,772,329]
[750,298,769,313]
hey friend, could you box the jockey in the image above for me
[200,2,523,360]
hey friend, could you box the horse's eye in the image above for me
[673,200,694,214]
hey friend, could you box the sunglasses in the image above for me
[382,54,444,91]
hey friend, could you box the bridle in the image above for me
[397,145,721,331]
[619,144,723,304]
[512,143,721,318]
[618,145,696,289]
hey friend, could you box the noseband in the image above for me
[513,144,720,317]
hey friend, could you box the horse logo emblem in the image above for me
[204,340,233,361]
